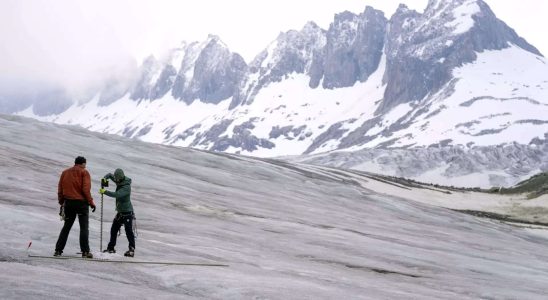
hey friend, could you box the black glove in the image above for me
[91,204,96,213]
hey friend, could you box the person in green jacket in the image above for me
[100,168,135,257]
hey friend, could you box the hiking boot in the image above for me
[82,251,93,258]
[53,250,62,257]
[102,248,116,254]
[124,248,134,257]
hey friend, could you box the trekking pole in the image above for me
[100,193,103,252]
[100,178,109,252]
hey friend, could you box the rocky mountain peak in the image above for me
[300,21,326,47]
[204,34,228,49]
[425,0,477,11]
[425,0,450,12]
[130,55,162,100]
[172,35,247,105]
[301,21,321,33]
[363,5,385,17]
[230,22,328,108]
[11,1,548,161]
[379,0,541,114]
[318,6,387,89]
[142,55,159,66]
[333,10,358,24]
[127,34,247,104]
[395,3,411,13]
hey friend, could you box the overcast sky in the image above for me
[0,0,546,94]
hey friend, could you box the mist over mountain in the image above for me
[3,1,548,296]
[5,0,548,187]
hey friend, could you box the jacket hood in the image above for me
[114,168,125,181]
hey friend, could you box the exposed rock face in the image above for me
[129,36,247,105]
[171,41,203,101]
[319,7,387,89]
[304,123,348,154]
[230,21,328,108]
[150,65,177,100]
[130,55,162,100]
[184,118,275,152]
[179,37,247,104]
[8,0,548,161]
[231,7,387,108]
[379,0,541,114]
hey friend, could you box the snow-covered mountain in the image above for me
[7,0,548,174]
[3,114,548,299]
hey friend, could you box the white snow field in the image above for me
[1,114,548,299]
[15,45,548,158]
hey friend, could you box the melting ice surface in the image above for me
[1,114,548,299]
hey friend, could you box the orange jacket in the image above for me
[57,165,94,206]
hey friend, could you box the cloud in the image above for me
[0,0,138,94]
[0,0,544,108]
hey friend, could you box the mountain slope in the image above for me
[3,114,548,298]
[7,0,548,168]
[379,0,541,113]
[291,135,548,188]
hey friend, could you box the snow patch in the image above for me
[446,1,480,35]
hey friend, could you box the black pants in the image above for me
[107,212,135,250]
[55,200,90,253]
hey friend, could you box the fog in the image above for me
[0,0,545,105]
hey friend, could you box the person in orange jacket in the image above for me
[54,156,96,258]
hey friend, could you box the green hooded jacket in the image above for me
[104,169,134,213]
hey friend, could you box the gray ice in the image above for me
[1,115,548,299]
